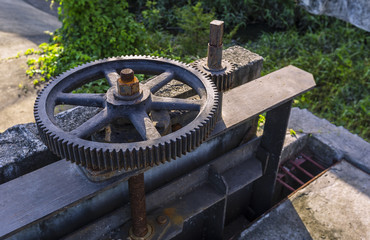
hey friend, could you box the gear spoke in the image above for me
[104,68,120,87]
[151,96,202,111]
[56,93,105,108]
[70,109,111,138]
[129,110,161,140]
[145,71,174,93]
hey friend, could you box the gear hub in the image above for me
[34,56,219,172]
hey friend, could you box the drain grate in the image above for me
[276,153,327,193]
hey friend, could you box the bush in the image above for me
[248,20,370,140]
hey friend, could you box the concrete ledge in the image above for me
[0,123,58,183]
[0,106,99,184]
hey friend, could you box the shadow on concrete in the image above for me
[239,200,313,240]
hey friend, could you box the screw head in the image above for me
[156,215,168,225]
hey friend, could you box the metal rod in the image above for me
[301,153,326,170]
[276,178,295,192]
[128,173,148,237]
[280,166,305,185]
[290,161,315,178]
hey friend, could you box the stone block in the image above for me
[0,123,58,183]
[223,45,263,87]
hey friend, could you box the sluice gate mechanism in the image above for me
[0,20,316,240]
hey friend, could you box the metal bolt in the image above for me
[156,215,168,225]
[117,68,140,96]
[128,173,148,237]
[207,20,224,70]
[120,68,135,82]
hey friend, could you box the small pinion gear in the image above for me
[34,56,219,172]
[191,59,235,92]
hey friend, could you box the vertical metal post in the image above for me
[207,20,224,70]
[128,173,148,237]
[250,100,293,216]
[115,68,149,238]
[207,20,224,120]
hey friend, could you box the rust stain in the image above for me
[163,207,183,225]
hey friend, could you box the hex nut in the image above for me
[117,68,140,96]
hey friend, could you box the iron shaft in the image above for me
[128,173,148,237]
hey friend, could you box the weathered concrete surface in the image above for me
[239,160,370,240]
[289,108,370,174]
[298,0,370,32]
[223,45,263,86]
[0,123,58,183]
[0,106,100,184]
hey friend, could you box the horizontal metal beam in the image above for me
[219,65,315,131]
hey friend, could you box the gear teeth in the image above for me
[78,146,87,168]
[151,145,158,166]
[67,142,73,162]
[143,147,151,167]
[131,148,138,169]
[158,143,165,164]
[96,148,104,170]
[123,149,131,170]
[83,148,91,169]
[164,141,170,162]
[170,139,177,160]
[175,137,181,158]
[71,144,79,164]
[60,139,67,159]
[109,150,116,171]
[181,135,187,155]
[102,149,110,170]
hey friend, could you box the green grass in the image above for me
[247,20,369,140]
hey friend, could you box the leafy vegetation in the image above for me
[25,0,369,140]
[248,20,369,140]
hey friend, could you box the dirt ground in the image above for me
[0,0,60,132]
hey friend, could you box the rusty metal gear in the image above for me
[191,59,235,92]
[34,56,219,172]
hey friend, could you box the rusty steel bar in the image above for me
[290,160,315,178]
[280,166,305,185]
[276,178,295,192]
[301,153,326,170]
[128,173,148,237]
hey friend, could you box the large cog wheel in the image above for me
[34,56,219,171]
